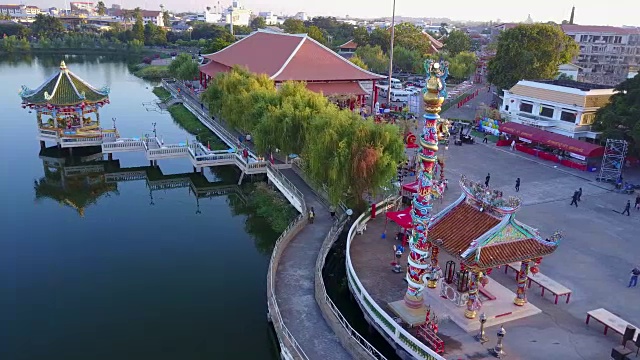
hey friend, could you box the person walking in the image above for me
[635,194,640,210]
[629,266,640,288]
[622,200,631,216]
[308,207,315,224]
[485,173,490,187]
[515,178,520,192]
[570,190,579,207]
[577,187,583,201]
[510,140,516,151]
[329,205,336,219]
[483,134,488,144]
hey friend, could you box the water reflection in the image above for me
[35,146,250,217]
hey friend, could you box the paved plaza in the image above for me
[351,140,640,360]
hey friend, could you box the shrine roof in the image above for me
[428,175,562,269]
[20,61,110,106]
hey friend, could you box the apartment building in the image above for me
[561,24,640,86]
[501,79,616,140]
[0,4,40,15]
[112,9,164,27]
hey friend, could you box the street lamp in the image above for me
[386,0,397,105]
[490,326,507,358]
[475,312,488,344]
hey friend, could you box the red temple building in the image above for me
[198,29,385,110]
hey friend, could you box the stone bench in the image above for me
[586,308,639,342]
[527,272,572,304]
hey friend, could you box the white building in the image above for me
[293,12,307,21]
[0,4,40,15]
[258,11,278,25]
[224,1,251,27]
[501,80,616,140]
[201,6,223,23]
[112,9,164,27]
[557,63,581,80]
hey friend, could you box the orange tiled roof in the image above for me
[428,202,500,257]
[477,238,556,268]
[339,39,358,50]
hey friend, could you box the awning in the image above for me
[305,82,367,96]
[499,122,604,158]
[402,180,418,194]
[386,207,413,229]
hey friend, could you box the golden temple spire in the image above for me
[60,61,68,71]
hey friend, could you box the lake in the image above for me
[0,54,280,360]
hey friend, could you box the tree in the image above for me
[204,37,233,53]
[487,24,579,90]
[352,27,370,49]
[96,1,106,15]
[593,75,640,155]
[282,18,306,34]
[177,60,199,81]
[439,23,449,36]
[444,30,471,56]
[368,28,391,52]
[132,8,145,42]
[355,45,389,74]
[306,25,326,45]
[31,14,65,38]
[394,23,429,54]
[349,55,368,70]
[448,51,477,79]
[229,25,251,35]
[250,16,266,30]
[393,46,422,73]
[169,53,193,78]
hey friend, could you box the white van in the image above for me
[390,78,402,89]
[390,89,411,102]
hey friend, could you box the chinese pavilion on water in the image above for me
[20,61,113,149]
[428,175,562,319]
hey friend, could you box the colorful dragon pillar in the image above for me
[405,60,449,308]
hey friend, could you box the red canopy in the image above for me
[499,122,604,158]
[402,180,418,193]
[386,207,413,229]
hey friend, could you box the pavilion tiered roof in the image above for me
[427,175,560,270]
[20,61,110,107]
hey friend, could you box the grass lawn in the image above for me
[152,86,171,100]
[133,65,170,79]
[167,104,227,150]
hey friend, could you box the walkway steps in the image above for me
[275,169,351,360]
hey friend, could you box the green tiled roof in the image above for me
[20,61,110,106]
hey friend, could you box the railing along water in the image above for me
[346,198,446,360]
[315,218,388,360]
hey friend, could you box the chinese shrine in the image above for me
[20,61,113,148]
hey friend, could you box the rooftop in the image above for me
[20,61,110,106]
[200,30,384,82]
[535,79,612,91]
[561,24,639,35]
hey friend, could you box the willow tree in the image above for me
[201,66,275,132]
[253,81,331,155]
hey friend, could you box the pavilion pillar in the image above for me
[108,153,113,161]
[427,245,440,288]
[199,71,203,87]
[96,111,100,126]
[40,140,46,150]
[514,259,531,306]
[465,270,481,319]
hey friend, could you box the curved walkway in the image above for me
[163,80,350,359]
[275,169,351,359]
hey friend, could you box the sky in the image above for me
[39,0,639,27]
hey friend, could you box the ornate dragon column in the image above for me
[514,259,531,306]
[405,60,449,308]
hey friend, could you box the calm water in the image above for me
[0,54,280,360]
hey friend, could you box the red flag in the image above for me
[270,152,274,164]
[207,141,210,150]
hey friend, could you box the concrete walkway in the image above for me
[275,169,351,359]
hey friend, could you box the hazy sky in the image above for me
[41,0,639,27]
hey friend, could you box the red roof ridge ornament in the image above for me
[60,61,67,71]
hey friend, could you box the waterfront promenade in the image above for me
[162,80,351,359]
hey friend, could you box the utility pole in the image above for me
[386,0,396,105]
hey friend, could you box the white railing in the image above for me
[346,198,446,360]
[316,219,388,360]
[267,163,305,212]
[102,140,145,152]
[147,146,189,159]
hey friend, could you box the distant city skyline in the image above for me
[33,0,639,27]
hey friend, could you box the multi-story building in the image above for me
[501,79,616,140]
[70,2,95,15]
[561,24,640,86]
[258,11,278,25]
[112,9,164,27]
[0,4,39,16]
[224,1,251,27]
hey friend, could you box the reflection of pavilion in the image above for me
[35,147,246,217]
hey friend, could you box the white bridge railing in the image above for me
[346,198,446,360]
